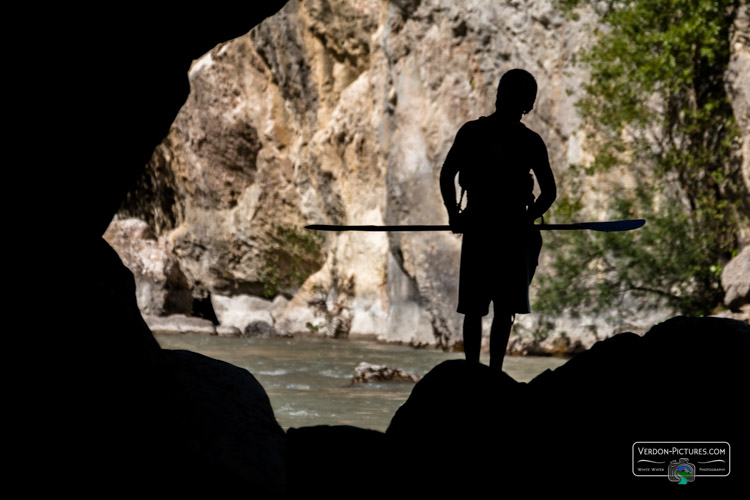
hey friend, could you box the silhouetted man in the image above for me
[440,68,556,370]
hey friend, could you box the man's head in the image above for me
[495,69,537,115]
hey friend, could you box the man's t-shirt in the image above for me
[446,115,548,227]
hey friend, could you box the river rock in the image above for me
[211,293,278,336]
[722,245,750,312]
[103,218,193,316]
[144,314,217,335]
[351,362,420,384]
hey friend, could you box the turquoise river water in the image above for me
[156,334,567,432]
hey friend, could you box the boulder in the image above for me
[211,293,278,336]
[160,349,287,496]
[722,245,750,312]
[76,237,288,495]
[104,218,192,316]
[351,362,420,384]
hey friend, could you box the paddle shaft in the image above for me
[305,219,645,232]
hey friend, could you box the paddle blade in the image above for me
[538,219,646,232]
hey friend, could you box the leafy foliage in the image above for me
[536,0,747,316]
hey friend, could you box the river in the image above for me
[156,334,567,432]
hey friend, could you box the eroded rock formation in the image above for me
[118,0,749,350]
[104,218,193,316]
[119,0,596,347]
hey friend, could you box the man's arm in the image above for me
[528,134,556,221]
[440,158,460,218]
[440,125,468,232]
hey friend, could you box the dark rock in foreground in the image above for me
[62,2,291,494]
[78,238,288,496]
[78,235,749,497]
[283,317,749,497]
[285,425,389,498]
[160,349,287,494]
[82,236,749,498]
[385,316,750,497]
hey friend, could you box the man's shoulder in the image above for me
[456,117,545,145]
[455,116,495,141]
[518,122,544,142]
[458,117,486,133]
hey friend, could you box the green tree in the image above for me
[537,0,748,317]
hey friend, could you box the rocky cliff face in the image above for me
[728,2,750,201]
[117,0,748,350]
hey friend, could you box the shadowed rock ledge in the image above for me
[384,316,750,496]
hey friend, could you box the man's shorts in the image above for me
[456,226,541,317]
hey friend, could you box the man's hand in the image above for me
[449,208,465,234]
[526,210,539,225]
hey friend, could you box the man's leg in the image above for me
[490,312,514,370]
[463,314,483,364]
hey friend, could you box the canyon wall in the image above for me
[115,0,748,350]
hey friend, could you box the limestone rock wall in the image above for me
[117,0,748,349]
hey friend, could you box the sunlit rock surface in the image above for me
[143,314,217,335]
[117,0,749,349]
[722,245,750,317]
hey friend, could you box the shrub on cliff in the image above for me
[538,0,749,317]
